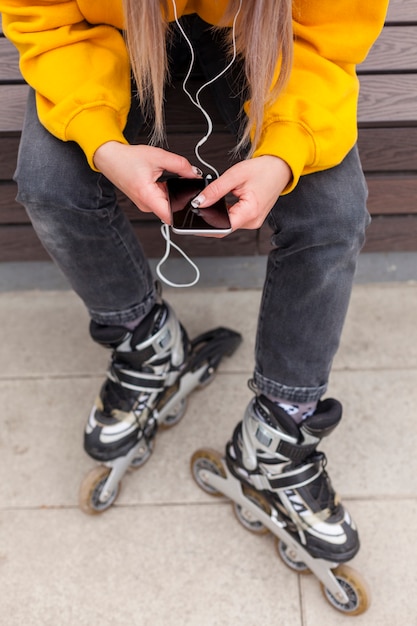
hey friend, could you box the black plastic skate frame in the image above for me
[191,448,370,615]
[79,327,242,514]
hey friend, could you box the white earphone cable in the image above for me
[158,1,242,288]
[156,223,200,288]
[171,0,242,177]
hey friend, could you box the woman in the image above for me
[2,0,388,560]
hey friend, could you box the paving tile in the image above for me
[4,282,417,379]
[1,282,417,625]
[2,366,416,509]
[2,501,414,624]
[0,373,252,509]
[166,288,260,369]
[319,368,417,500]
[0,377,96,508]
[0,291,104,377]
[334,283,417,370]
[0,288,258,378]
[1,506,301,626]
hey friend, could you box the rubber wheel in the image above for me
[276,539,311,574]
[79,465,120,515]
[233,485,271,535]
[321,564,371,615]
[130,438,154,468]
[191,448,226,496]
[160,397,188,429]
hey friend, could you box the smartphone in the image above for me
[167,176,232,235]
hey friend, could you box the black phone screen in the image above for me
[167,177,231,232]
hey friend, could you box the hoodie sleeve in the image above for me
[252,0,390,193]
[1,1,131,170]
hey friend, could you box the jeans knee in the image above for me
[16,156,106,213]
[15,167,59,209]
[329,193,370,252]
[325,166,370,253]
[269,148,370,255]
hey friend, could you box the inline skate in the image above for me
[79,299,241,514]
[191,393,370,615]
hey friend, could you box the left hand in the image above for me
[192,156,292,235]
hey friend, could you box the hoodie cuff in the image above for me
[65,106,129,170]
[252,121,316,194]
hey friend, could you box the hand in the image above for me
[93,141,202,224]
[191,156,292,235]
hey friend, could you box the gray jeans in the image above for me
[14,16,369,403]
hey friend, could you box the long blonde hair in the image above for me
[123,0,293,155]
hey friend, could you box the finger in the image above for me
[191,179,224,208]
[156,149,203,179]
[146,194,171,224]
[190,167,244,209]
[227,196,267,231]
[132,181,170,222]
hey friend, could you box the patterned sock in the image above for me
[272,396,318,424]
[123,315,147,331]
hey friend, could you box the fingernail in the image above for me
[192,166,203,177]
[191,194,205,208]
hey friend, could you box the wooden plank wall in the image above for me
[1,1,416,261]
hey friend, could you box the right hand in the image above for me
[93,141,202,224]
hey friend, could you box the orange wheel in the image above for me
[321,564,371,615]
[276,539,311,574]
[233,485,271,535]
[190,448,226,496]
[79,465,120,515]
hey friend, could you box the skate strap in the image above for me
[249,458,323,492]
[254,423,317,464]
[276,439,317,464]
[267,460,322,490]
[123,343,171,368]
[109,365,168,393]
[130,323,175,363]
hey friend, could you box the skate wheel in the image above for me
[276,539,311,574]
[233,486,271,535]
[190,448,226,496]
[130,438,154,468]
[160,397,187,429]
[321,564,371,615]
[79,465,120,515]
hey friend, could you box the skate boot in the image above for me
[80,300,242,515]
[84,300,188,463]
[191,395,369,615]
[225,395,359,562]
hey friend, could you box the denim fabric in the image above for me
[15,87,156,325]
[254,147,369,402]
[14,15,369,402]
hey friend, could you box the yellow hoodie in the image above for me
[1,0,388,191]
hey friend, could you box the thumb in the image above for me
[190,174,230,209]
